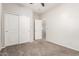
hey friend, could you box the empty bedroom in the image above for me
[0,3,79,56]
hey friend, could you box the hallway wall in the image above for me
[0,3,2,50]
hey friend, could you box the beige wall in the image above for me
[42,3,79,51]
[0,3,2,50]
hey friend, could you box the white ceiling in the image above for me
[20,3,60,15]
[3,3,60,15]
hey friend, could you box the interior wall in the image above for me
[0,3,2,50]
[2,3,34,47]
[42,3,79,51]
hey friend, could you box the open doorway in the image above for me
[34,18,46,40]
[35,19,43,40]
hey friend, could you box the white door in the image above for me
[35,20,42,40]
[4,13,19,46]
[19,16,30,43]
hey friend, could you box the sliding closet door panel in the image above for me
[4,13,18,46]
[19,16,30,43]
[35,20,42,40]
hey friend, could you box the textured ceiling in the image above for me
[3,3,60,15]
[21,3,60,14]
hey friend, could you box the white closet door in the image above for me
[19,16,30,43]
[35,20,42,40]
[4,13,19,46]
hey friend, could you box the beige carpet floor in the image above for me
[0,40,79,56]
